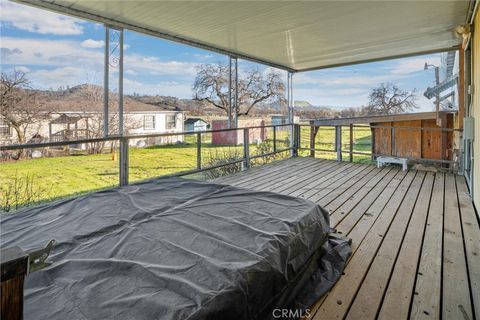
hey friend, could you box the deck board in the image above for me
[456,175,480,319]
[442,174,473,319]
[213,157,479,319]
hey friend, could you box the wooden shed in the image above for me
[313,111,458,164]
[371,112,456,161]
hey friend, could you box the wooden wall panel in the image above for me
[372,116,454,161]
[373,122,391,156]
[421,119,443,160]
[393,120,421,158]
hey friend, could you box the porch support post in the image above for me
[227,57,232,129]
[287,72,294,156]
[233,57,238,128]
[103,25,110,137]
[118,28,124,135]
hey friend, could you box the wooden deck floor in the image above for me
[213,157,480,320]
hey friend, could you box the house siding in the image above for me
[0,112,185,147]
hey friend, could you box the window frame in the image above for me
[143,115,156,130]
[166,114,177,129]
[0,118,11,136]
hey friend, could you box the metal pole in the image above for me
[273,126,277,153]
[287,72,294,157]
[293,124,299,157]
[349,124,353,162]
[119,138,129,186]
[310,121,316,158]
[103,26,110,137]
[196,132,202,170]
[242,128,250,170]
[118,28,124,135]
[435,66,441,126]
[227,57,232,129]
[336,125,342,161]
[234,57,238,128]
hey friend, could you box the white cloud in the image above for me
[124,53,198,77]
[0,37,103,69]
[390,56,442,75]
[14,66,30,73]
[124,78,193,98]
[125,69,138,76]
[295,73,395,86]
[0,0,84,35]
[1,37,199,93]
[81,39,105,49]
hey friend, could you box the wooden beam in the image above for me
[313,111,456,126]
[458,45,465,129]
[1,246,28,320]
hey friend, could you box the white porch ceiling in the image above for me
[15,0,473,72]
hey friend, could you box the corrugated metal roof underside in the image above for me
[16,0,471,72]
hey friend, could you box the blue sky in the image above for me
[1,0,444,112]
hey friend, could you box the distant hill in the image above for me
[294,100,313,108]
[33,84,182,113]
[28,84,353,119]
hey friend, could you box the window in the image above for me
[166,115,176,129]
[143,115,155,130]
[0,118,10,136]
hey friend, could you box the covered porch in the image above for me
[1,0,479,319]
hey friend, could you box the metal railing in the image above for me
[0,124,294,186]
[1,120,463,192]
[297,122,463,171]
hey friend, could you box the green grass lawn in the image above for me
[0,126,372,212]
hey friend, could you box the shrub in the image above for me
[0,172,53,213]
[201,140,289,179]
[201,147,243,179]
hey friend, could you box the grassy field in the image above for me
[0,126,372,211]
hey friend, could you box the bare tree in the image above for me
[193,63,285,124]
[363,83,418,115]
[72,84,141,154]
[0,71,51,157]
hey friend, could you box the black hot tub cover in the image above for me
[0,177,350,319]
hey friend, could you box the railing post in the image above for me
[273,126,277,153]
[371,125,376,161]
[196,132,202,170]
[310,121,317,158]
[349,124,353,162]
[242,128,250,171]
[290,123,295,157]
[335,125,342,161]
[119,138,129,186]
[292,124,300,157]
